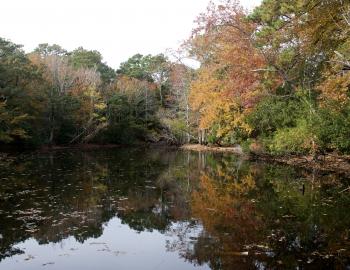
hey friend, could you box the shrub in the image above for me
[313,105,350,153]
[268,120,315,154]
[247,96,305,137]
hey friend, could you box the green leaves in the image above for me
[69,47,116,85]
[0,101,30,143]
[247,96,302,136]
[117,53,169,84]
[0,38,47,145]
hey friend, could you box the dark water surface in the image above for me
[0,148,349,269]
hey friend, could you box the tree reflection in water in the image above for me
[0,148,349,269]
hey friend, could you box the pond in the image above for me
[0,148,349,269]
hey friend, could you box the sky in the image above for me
[0,0,261,69]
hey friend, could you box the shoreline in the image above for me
[39,144,122,151]
[180,144,350,177]
[249,152,350,177]
[180,144,244,155]
[0,143,122,154]
[2,143,350,176]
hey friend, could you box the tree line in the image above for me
[0,41,194,146]
[1,0,350,155]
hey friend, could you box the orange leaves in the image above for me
[318,47,350,106]
[190,66,224,129]
[217,31,266,107]
[115,75,157,96]
[191,172,261,247]
[318,72,350,106]
[188,1,267,135]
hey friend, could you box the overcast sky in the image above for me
[0,0,261,69]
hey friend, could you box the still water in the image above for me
[0,148,349,269]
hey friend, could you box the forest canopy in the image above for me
[1,0,350,155]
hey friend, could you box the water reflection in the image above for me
[0,148,349,269]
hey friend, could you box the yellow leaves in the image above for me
[219,102,252,134]
[84,86,99,98]
[189,65,253,134]
[191,171,260,243]
[81,86,106,110]
[10,113,29,125]
[99,116,107,122]
[190,68,222,109]
[95,102,107,111]
[190,66,225,129]
[226,173,256,195]
[188,0,268,142]
[319,72,350,106]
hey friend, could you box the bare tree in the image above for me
[42,55,77,144]
[160,49,196,144]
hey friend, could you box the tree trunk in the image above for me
[49,127,54,145]
[49,103,55,145]
[186,104,190,143]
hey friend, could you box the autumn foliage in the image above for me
[187,0,350,153]
[1,0,350,153]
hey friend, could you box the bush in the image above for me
[246,94,309,138]
[313,105,350,153]
[206,125,248,146]
[268,120,315,154]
